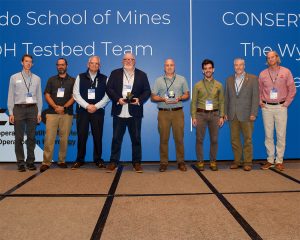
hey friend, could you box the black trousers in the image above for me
[110,116,142,165]
[76,109,104,163]
[13,105,38,166]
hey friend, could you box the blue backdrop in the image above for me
[0,0,299,162]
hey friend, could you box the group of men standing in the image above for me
[7,51,296,173]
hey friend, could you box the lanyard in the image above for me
[268,66,280,87]
[124,71,134,84]
[21,71,32,93]
[203,78,215,98]
[164,74,176,93]
[235,75,245,95]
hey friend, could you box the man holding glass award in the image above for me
[151,59,190,172]
[106,53,151,173]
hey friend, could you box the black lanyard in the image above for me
[164,74,176,93]
[21,71,32,93]
[268,66,280,87]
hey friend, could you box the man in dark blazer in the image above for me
[106,53,151,173]
[224,58,259,171]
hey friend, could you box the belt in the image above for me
[15,104,36,108]
[263,101,285,105]
[159,107,182,111]
[197,108,218,113]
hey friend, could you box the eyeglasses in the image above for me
[89,62,100,65]
[123,58,135,61]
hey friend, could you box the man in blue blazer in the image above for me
[106,53,151,173]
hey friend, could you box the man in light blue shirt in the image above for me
[151,59,189,172]
[7,54,42,172]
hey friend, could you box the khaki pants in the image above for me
[158,109,185,164]
[42,114,73,165]
[262,105,287,164]
[229,116,254,166]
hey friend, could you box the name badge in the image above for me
[88,89,95,99]
[205,100,213,110]
[57,88,65,98]
[124,84,132,91]
[26,93,33,103]
[270,88,278,100]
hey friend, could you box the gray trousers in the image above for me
[13,105,38,166]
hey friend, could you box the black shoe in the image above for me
[27,164,37,171]
[95,162,106,169]
[18,165,26,172]
[57,162,68,168]
[71,162,84,170]
[40,164,49,172]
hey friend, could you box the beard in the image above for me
[58,69,66,75]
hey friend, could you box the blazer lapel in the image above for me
[238,73,249,95]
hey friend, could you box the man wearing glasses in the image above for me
[40,58,75,172]
[71,56,110,169]
[106,53,151,173]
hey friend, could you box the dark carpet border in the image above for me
[192,165,263,240]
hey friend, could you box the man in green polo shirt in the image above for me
[191,59,224,171]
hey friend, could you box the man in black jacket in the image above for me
[106,53,151,173]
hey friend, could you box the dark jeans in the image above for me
[110,116,142,165]
[76,109,104,163]
[196,111,219,162]
[13,105,38,167]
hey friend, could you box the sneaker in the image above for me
[95,162,106,169]
[133,163,143,173]
[40,164,50,172]
[106,163,117,173]
[243,165,252,171]
[275,163,284,171]
[209,162,218,171]
[27,163,37,171]
[178,162,187,172]
[195,162,204,171]
[71,162,84,170]
[18,165,26,172]
[57,162,68,168]
[159,164,167,172]
[261,162,273,170]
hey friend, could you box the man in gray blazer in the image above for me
[224,58,259,171]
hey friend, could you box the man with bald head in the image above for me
[152,59,189,172]
[72,56,110,169]
[106,53,151,173]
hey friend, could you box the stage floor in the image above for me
[0,161,299,240]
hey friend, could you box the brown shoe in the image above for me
[275,163,284,171]
[209,162,218,171]
[133,163,143,173]
[106,163,117,173]
[230,164,240,169]
[57,162,68,168]
[71,162,84,170]
[178,162,187,172]
[159,164,167,172]
[243,165,252,171]
[40,164,49,172]
[261,162,273,170]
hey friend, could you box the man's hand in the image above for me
[37,115,42,123]
[118,98,127,105]
[249,115,256,121]
[192,118,197,127]
[86,104,97,113]
[9,115,14,124]
[131,98,140,105]
[218,117,224,127]
[54,105,64,114]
